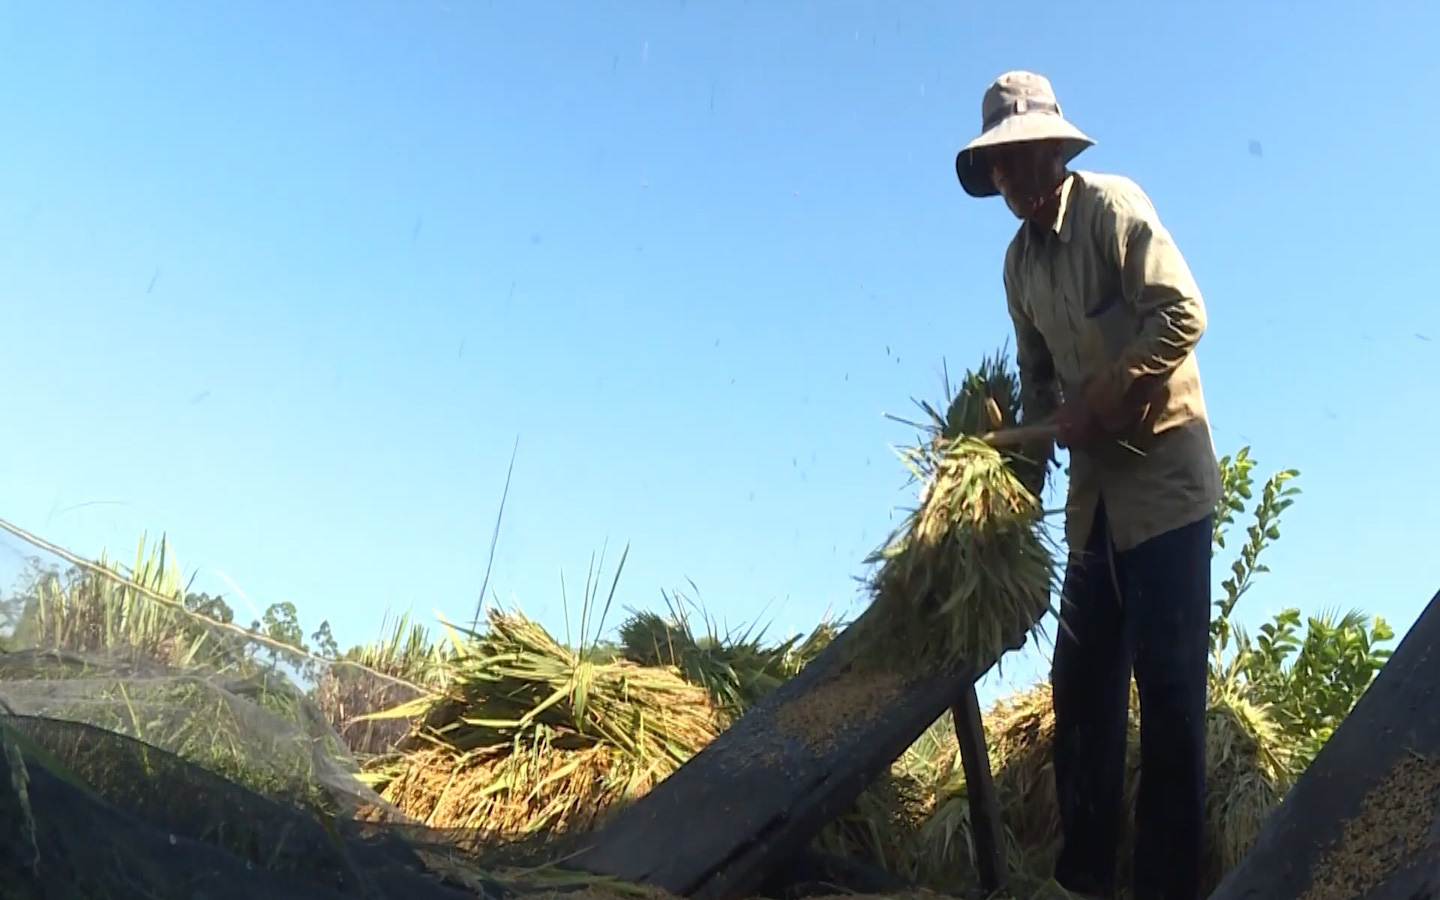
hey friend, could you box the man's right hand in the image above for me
[1054,398,1098,450]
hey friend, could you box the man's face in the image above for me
[990,142,1066,222]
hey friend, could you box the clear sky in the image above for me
[1,0,1436,704]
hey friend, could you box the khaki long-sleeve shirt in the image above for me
[1003,170,1221,557]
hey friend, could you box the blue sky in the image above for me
[0,0,1436,704]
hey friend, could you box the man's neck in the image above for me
[1026,170,1073,236]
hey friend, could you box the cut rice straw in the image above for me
[855,351,1058,675]
[365,608,723,842]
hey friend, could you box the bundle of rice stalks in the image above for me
[315,612,450,757]
[618,603,841,718]
[376,742,631,845]
[795,719,953,877]
[618,607,787,717]
[1194,683,1294,891]
[908,677,1293,895]
[408,610,723,763]
[783,619,841,674]
[814,768,936,875]
[368,609,723,841]
[860,352,1057,674]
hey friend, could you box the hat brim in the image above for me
[954,115,1095,198]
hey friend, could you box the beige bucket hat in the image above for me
[954,70,1095,198]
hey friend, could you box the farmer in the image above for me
[953,71,1222,900]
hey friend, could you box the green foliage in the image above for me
[310,622,340,661]
[183,591,235,625]
[1237,607,1394,768]
[1209,448,1396,775]
[1209,446,1300,656]
[252,601,304,657]
[246,600,339,681]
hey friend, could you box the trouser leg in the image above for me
[1051,504,1131,897]
[1121,515,1212,900]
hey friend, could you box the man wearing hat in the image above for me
[955,71,1222,900]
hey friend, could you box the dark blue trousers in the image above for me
[1051,503,1212,900]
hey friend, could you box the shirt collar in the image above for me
[1024,172,1079,246]
[1052,172,1078,242]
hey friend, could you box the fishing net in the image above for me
[0,521,516,900]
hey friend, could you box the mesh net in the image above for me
[0,520,528,900]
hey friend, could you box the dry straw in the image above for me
[617,603,837,718]
[1199,681,1294,887]
[859,351,1057,674]
[366,609,722,842]
[910,679,1293,897]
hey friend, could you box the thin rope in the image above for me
[0,516,439,698]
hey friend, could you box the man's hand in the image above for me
[1083,371,1127,434]
[1085,368,1149,433]
[1056,370,1147,450]
[1054,396,1098,450]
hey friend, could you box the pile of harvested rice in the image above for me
[909,680,1292,897]
[381,743,625,845]
[618,607,837,717]
[365,609,723,843]
[363,620,1294,895]
[859,353,1057,675]
[1197,683,1295,886]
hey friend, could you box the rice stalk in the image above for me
[13,534,233,670]
[858,352,1057,674]
[617,598,838,718]
[368,608,722,840]
[315,610,450,756]
[1197,682,1293,887]
[415,611,719,763]
[376,741,631,845]
[814,768,935,874]
[909,676,1292,896]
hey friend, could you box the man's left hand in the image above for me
[1083,369,1144,434]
